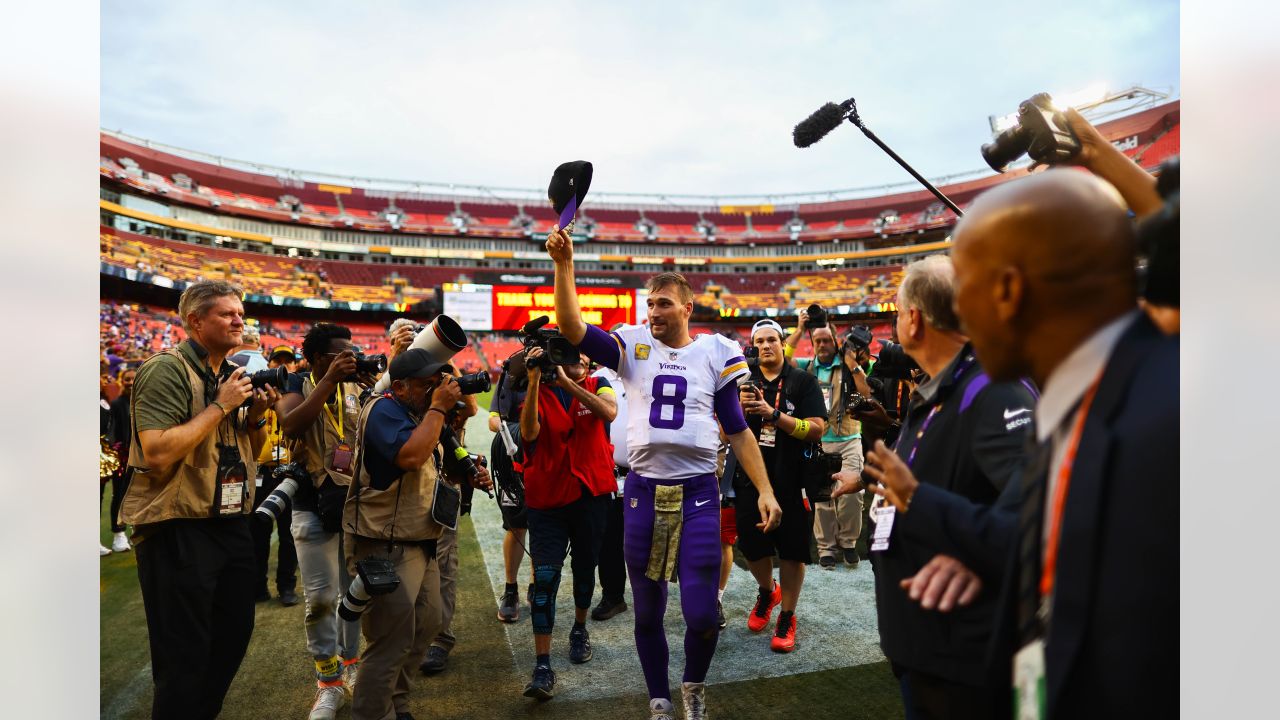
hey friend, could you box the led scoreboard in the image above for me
[491,285,634,330]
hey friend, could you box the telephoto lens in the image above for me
[338,575,373,621]
[455,370,491,395]
[248,365,289,391]
[352,353,388,376]
[254,462,307,522]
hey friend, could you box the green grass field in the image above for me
[100,390,904,719]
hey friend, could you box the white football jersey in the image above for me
[609,325,748,480]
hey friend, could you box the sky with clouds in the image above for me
[101,0,1178,201]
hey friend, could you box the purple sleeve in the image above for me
[579,324,621,371]
[714,382,748,435]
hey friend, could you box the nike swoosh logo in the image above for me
[694,499,711,507]
[1003,408,1032,420]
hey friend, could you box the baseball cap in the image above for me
[269,345,297,360]
[750,319,786,341]
[547,160,593,229]
[388,348,453,382]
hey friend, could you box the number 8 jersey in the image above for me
[608,324,748,480]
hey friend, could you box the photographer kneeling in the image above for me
[517,346,618,701]
[342,349,492,720]
[120,280,279,720]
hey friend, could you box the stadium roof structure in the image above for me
[101,89,1179,217]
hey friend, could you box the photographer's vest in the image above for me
[343,395,444,543]
[523,376,618,510]
[121,348,256,527]
[287,377,361,488]
[806,358,862,438]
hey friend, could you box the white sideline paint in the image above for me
[462,412,886,703]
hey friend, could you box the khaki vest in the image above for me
[286,376,361,487]
[342,395,443,543]
[809,360,863,438]
[121,349,257,526]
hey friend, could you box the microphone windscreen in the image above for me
[793,102,847,148]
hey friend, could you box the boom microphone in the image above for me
[793,101,851,148]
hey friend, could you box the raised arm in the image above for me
[546,225,586,344]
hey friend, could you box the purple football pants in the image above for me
[623,471,722,700]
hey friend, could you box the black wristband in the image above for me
[428,408,447,420]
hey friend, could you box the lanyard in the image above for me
[902,353,977,468]
[312,374,344,440]
[1039,375,1103,602]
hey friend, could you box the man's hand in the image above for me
[899,554,983,612]
[545,224,574,264]
[830,469,865,499]
[216,368,253,410]
[862,439,919,512]
[323,350,357,387]
[795,310,808,333]
[429,376,462,413]
[470,463,494,493]
[552,365,575,390]
[851,398,894,434]
[246,385,280,423]
[1060,107,1115,173]
[739,385,775,417]
[756,492,782,533]
[525,347,544,385]
[388,324,415,359]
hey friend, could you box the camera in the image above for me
[739,377,762,396]
[874,339,919,380]
[744,346,760,369]
[981,93,1081,173]
[840,325,873,359]
[349,353,387,380]
[338,556,402,621]
[804,303,828,329]
[454,370,491,395]
[519,315,580,373]
[254,462,309,522]
[802,446,845,503]
[248,365,289,391]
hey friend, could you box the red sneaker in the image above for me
[747,581,781,633]
[770,613,797,653]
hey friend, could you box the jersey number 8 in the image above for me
[648,375,688,430]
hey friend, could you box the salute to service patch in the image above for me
[635,344,650,360]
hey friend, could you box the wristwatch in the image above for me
[769,408,781,422]
[252,416,267,429]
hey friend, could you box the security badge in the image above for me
[1013,640,1048,719]
[636,344,650,360]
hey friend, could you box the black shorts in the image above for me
[733,480,814,564]
[526,492,608,569]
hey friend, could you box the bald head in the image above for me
[951,169,1139,382]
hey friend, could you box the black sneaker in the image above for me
[843,548,860,566]
[590,597,628,621]
[498,588,520,623]
[569,625,593,664]
[279,589,300,607]
[419,645,448,675]
[716,600,726,631]
[523,664,556,701]
[819,555,837,570]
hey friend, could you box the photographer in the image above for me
[276,323,376,718]
[830,255,1034,719]
[517,346,617,700]
[119,280,279,720]
[731,319,826,653]
[789,311,873,569]
[487,357,531,624]
[342,348,491,720]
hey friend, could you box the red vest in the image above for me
[522,376,618,510]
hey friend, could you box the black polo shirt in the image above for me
[873,344,1035,687]
[741,362,826,496]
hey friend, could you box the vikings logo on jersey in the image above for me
[608,324,748,480]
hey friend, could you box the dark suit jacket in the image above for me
[899,315,1179,719]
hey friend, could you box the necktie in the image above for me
[1016,434,1052,646]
